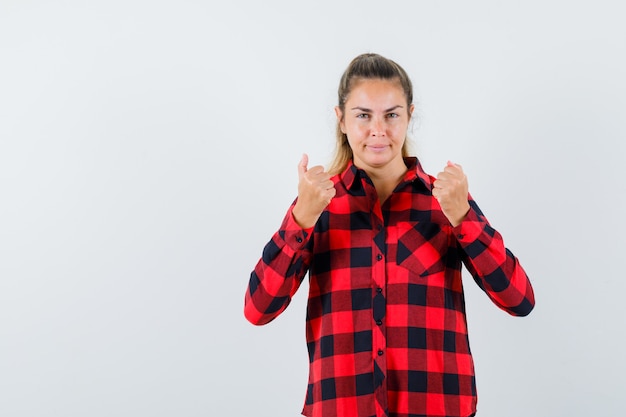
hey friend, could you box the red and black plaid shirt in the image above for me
[245,157,535,417]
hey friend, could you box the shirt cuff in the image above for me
[452,206,486,244]
[278,206,314,251]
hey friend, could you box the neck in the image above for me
[359,159,408,204]
[359,156,407,182]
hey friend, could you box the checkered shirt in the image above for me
[245,157,535,417]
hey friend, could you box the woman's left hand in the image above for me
[432,161,471,227]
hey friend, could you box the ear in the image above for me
[334,106,346,134]
[408,103,415,119]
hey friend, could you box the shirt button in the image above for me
[457,234,464,239]
[376,288,382,293]
[376,320,382,326]
[376,254,383,261]
[377,350,384,356]
[377,224,383,231]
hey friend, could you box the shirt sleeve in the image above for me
[454,197,535,316]
[244,204,314,325]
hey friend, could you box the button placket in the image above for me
[365,182,388,415]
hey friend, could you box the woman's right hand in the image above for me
[292,153,336,229]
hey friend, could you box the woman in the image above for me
[244,53,535,417]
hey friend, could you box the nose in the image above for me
[371,116,385,136]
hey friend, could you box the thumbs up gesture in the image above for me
[432,161,471,227]
[292,154,336,229]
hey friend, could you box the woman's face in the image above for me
[336,78,413,174]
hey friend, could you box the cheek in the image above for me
[344,123,364,139]
[391,123,409,138]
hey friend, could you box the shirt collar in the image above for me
[339,157,432,192]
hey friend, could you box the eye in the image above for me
[356,113,370,119]
[386,113,399,119]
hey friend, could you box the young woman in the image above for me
[244,53,535,417]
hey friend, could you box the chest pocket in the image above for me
[394,221,449,277]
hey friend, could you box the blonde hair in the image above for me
[328,53,414,175]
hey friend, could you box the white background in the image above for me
[1,1,625,416]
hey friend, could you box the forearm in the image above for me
[456,202,535,316]
[244,206,313,325]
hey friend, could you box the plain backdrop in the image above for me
[1,1,625,416]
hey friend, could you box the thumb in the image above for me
[298,153,309,177]
[447,160,463,170]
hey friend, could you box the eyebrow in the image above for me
[350,105,404,113]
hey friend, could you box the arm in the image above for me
[244,154,335,325]
[433,161,535,316]
[455,198,535,316]
[244,205,314,325]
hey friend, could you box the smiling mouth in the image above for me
[367,145,388,152]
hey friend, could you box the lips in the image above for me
[366,144,389,152]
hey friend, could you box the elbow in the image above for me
[509,297,535,317]
[244,294,289,325]
[244,303,265,326]
[514,283,536,317]
[243,300,279,326]
[244,307,272,326]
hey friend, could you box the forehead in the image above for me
[346,78,406,107]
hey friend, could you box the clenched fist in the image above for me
[292,154,336,229]
[432,161,471,227]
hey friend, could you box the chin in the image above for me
[364,158,393,169]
